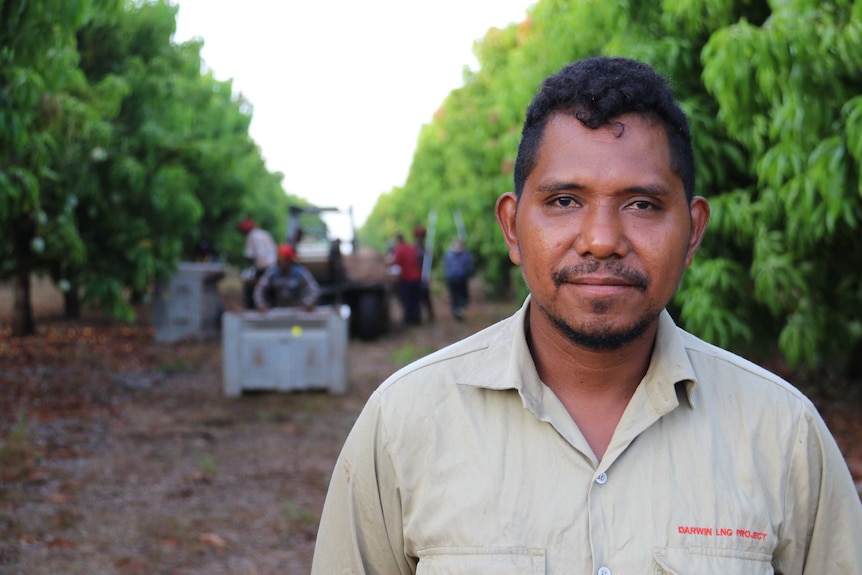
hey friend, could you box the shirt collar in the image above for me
[645,308,699,409]
[458,297,699,410]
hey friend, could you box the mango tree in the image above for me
[0,0,94,335]
[362,0,862,376]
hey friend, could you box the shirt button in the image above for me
[598,567,612,575]
[595,472,608,485]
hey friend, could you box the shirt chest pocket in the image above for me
[654,546,773,575]
[417,547,545,575]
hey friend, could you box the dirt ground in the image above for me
[1,276,860,575]
[0,276,516,574]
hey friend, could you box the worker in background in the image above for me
[389,232,422,326]
[237,218,277,309]
[193,239,218,262]
[253,244,320,312]
[443,237,474,321]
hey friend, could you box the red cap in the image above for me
[237,218,255,234]
[278,244,296,260]
[413,225,426,237]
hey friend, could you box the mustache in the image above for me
[552,261,648,289]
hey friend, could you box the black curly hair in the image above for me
[513,56,695,202]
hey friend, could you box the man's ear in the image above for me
[495,192,522,266]
[684,196,710,267]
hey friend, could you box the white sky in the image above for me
[173,1,533,230]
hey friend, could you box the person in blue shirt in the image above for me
[443,237,474,321]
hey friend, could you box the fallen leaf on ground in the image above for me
[46,536,76,549]
[198,532,227,548]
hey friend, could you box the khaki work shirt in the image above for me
[312,299,862,574]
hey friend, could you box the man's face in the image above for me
[277,258,292,271]
[496,113,709,350]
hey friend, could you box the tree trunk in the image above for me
[846,338,862,380]
[129,289,144,305]
[12,267,35,336]
[10,213,37,336]
[64,287,81,320]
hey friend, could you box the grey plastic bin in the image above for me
[154,262,225,343]
[221,306,350,396]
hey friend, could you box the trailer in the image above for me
[287,205,396,340]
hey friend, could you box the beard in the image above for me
[539,301,658,351]
[538,260,659,351]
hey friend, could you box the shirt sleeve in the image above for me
[774,403,862,574]
[299,266,321,308]
[311,392,414,575]
[253,268,272,310]
[243,234,255,260]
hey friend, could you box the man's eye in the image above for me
[631,200,654,210]
[555,196,576,207]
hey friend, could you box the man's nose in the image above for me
[573,207,630,259]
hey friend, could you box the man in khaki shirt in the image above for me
[311,56,862,574]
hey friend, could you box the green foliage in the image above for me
[0,0,89,234]
[0,0,97,333]
[362,0,862,376]
[0,0,305,332]
[6,0,861,373]
[694,0,862,368]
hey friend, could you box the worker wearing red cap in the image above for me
[389,232,422,326]
[253,244,320,312]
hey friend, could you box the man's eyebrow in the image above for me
[535,181,584,194]
[535,181,671,196]
[625,184,670,197]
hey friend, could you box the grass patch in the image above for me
[194,453,220,477]
[391,343,436,367]
[0,415,38,485]
[157,359,195,374]
[281,498,318,528]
